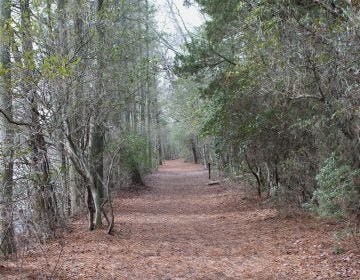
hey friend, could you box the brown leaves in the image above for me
[2,160,360,279]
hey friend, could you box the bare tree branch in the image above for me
[0,108,34,127]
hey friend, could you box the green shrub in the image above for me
[309,156,360,218]
[119,133,153,185]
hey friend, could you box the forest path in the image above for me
[3,160,359,279]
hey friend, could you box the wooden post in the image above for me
[207,162,211,179]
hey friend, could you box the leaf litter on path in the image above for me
[2,160,359,279]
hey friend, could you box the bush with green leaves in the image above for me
[310,156,360,218]
[119,133,153,185]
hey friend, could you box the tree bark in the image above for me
[21,0,58,238]
[87,0,106,229]
[0,0,16,255]
[190,138,198,164]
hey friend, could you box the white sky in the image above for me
[154,0,204,35]
[152,0,205,103]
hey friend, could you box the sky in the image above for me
[154,0,204,35]
[152,0,205,117]
[152,0,205,80]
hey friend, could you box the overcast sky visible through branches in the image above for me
[153,0,204,122]
[154,0,204,35]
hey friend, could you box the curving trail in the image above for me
[2,160,359,279]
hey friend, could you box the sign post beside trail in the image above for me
[207,162,211,179]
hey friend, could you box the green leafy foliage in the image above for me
[310,156,360,218]
[173,0,360,217]
[120,133,153,180]
[41,55,76,80]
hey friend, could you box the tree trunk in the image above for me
[90,124,105,227]
[21,0,58,238]
[69,164,81,215]
[0,0,16,255]
[87,0,106,229]
[67,0,87,216]
[190,138,198,164]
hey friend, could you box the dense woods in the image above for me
[0,0,163,255]
[173,0,360,223]
[0,0,359,270]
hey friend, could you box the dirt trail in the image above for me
[2,160,360,279]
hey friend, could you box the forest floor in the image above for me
[1,160,360,279]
